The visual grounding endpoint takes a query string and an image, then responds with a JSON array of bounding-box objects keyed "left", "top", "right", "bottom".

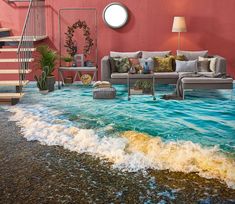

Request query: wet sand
[{"left": 0, "top": 109, "right": 235, "bottom": 204}]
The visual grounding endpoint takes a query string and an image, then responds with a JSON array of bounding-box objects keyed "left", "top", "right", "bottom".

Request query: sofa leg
[
  {"left": 231, "top": 89, "right": 233, "bottom": 101},
  {"left": 182, "top": 90, "right": 185, "bottom": 100}
]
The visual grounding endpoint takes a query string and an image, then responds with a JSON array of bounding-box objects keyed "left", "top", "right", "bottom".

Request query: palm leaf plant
[{"left": 36, "top": 45, "right": 57, "bottom": 92}]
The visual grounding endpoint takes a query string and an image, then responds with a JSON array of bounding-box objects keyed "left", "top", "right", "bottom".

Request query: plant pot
[
  {"left": 46, "top": 76, "right": 55, "bottom": 92},
  {"left": 65, "top": 61, "right": 72, "bottom": 67},
  {"left": 143, "top": 88, "right": 152, "bottom": 94},
  {"left": 39, "top": 90, "right": 49, "bottom": 95},
  {"left": 64, "top": 76, "right": 73, "bottom": 84}
]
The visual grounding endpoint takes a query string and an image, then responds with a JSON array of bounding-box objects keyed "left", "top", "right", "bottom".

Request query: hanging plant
[{"left": 64, "top": 20, "right": 94, "bottom": 57}]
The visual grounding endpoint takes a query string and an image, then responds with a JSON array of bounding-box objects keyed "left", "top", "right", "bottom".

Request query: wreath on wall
[{"left": 65, "top": 20, "right": 94, "bottom": 57}]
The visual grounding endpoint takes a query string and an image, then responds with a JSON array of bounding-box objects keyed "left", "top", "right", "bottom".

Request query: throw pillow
[
  {"left": 129, "top": 58, "right": 143, "bottom": 72},
  {"left": 199, "top": 56, "right": 217, "bottom": 72},
  {"left": 197, "top": 58, "right": 210, "bottom": 72},
  {"left": 110, "top": 57, "right": 131, "bottom": 73},
  {"left": 176, "top": 60, "right": 198, "bottom": 72},
  {"left": 177, "top": 50, "right": 208, "bottom": 60},
  {"left": 153, "top": 56, "right": 174, "bottom": 72},
  {"left": 110, "top": 51, "right": 142, "bottom": 58},
  {"left": 167, "top": 55, "right": 186, "bottom": 71},
  {"left": 139, "top": 58, "right": 154, "bottom": 71},
  {"left": 142, "top": 51, "right": 171, "bottom": 58}
]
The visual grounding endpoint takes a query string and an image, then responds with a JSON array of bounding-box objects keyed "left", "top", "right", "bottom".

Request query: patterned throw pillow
[
  {"left": 153, "top": 56, "right": 174, "bottom": 72},
  {"left": 139, "top": 58, "right": 154, "bottom": 71},
  {"left": 129, "top": 58, "right": 143, "bottom": 72},
  {"left": 110, "top": 57, "right": 131, "bottom": 73}
]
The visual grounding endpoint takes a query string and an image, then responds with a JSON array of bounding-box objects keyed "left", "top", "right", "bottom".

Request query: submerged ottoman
[{"left": 93, "top": 87, "right": 116, "bottom": 99}]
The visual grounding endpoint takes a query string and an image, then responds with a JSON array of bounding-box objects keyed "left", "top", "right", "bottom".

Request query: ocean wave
[{"left": 5, "top": 105, "right": 235, "bottom": 189}]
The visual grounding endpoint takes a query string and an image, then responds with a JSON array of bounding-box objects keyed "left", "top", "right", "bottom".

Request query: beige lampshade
[{"left": 172, "top": 16, "right": 187, "bottom": 32}]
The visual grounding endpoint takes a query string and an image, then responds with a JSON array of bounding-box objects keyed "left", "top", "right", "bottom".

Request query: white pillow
[
  {"left": 176, "top": 60, "right": 198, "bottom": 72},
  {"left": 110, "top": 51, "right": 142, "bottom": 58},
  {"left": 199, "top": 56, "right": 217, "bottom": 72},
  {"left": 142, "top": 51, "right": 171, "bottom": 58}
]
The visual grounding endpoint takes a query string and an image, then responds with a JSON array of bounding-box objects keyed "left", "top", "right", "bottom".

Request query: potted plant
[
  {"left": 36, "top": 45, "right": 57, "bottom": 92},
  {"left": 142, "top": 81, "right": 153, "bottom": 94},
  {"left": 62, "top": 55, "right": 73, "bottom": 67},
  {"left": 134, "top": 80, "right": 143, "bottom": 90},
  {"left": 34, "top": 71, "right": 48, "bottom": 94}
]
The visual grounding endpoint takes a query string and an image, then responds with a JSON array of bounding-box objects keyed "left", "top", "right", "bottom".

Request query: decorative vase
[
  {"left": 143, "top": 62, "right": 150, "bottom": 74},
  {"left": 46, "top": 76, "right": 55, "bottom": 92},
  {"left": 129, "top": 66, "right": 136, "bottom": 74}
]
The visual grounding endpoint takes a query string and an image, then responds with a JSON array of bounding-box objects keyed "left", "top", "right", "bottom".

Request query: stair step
[
  {"left": 0, "top": 48, "right": 36, "bottom": 52},
  {"left": 0, "top": 28, "right": 11, "bottom": 32},
  {"left": 0, "top": 93, "right": 25, "bottom": 99},
  {"left": 0, "top": 69, "right": 32, "bottom": 74},
  {"left": 0, "top": 35, "right": 47, "bottom": 42},
  {"left": 0, "top": 58, "right": 34, "bottom": 63},
  {"left": 8, "top": 0, "right": 31, "bottom": 2},
  {"left": 0, "top": 80, "right": 29, "bottom": 86}
]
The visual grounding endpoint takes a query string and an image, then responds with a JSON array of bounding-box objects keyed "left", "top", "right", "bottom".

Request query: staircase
[{"left": 0, "top": 0, "right": 46, "bottom": 105}]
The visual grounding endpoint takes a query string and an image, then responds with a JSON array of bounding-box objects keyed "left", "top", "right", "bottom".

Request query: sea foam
[{"left": 6, "top": 105, "right": 235, "bottom": 189}]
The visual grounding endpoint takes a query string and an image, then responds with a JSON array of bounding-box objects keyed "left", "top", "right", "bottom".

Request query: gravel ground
[{"left": 0, "top": 109, "right": 235, "bottom": 204}]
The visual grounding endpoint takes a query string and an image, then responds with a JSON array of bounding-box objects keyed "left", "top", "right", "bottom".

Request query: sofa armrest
[
  {"left": 214, "top": 55, "right": 227, "bottom": 74},
  {"left": 101, "top": 56, "right": 111, "bottom": 81}
]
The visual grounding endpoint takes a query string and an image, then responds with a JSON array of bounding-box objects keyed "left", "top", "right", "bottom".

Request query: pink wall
[{"left": 0, "top": 0, "right": 235, "bottom": 79}]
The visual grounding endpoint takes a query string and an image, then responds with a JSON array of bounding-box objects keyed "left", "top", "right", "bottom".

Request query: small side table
[
  {"left": 58, "top": 66, "right": 97, "bottom": 89},
  {"left": 127, "top": 73, "right": 156, "bottom": 101}
]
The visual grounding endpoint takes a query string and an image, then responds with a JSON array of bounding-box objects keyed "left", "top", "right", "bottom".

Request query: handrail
[
  {"left": 17, "top": 0, "right": 33, "bottom": 55},
  {"left": 16, "top": 0, "right": 46, "bottom": 93}
]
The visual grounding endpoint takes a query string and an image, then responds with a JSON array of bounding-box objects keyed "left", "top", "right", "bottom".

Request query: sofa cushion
[
  {"left": 110, "top": 51, "right": 142, "bottom": 58},
  {"left": 154, "top": 72, "right": 179, "bottom": 79},
  {"left": 178, "top": 72, "right": 214, "bottom": 78},
  {"left": 153, "top": 56, "right": 174, "bottom": 72},
  {"left": 176, "top": 60, "right": 198, "bottom": 72},
  {"left": 181, "top": 77, "right": 233, "bottom": 84},
  {"left": 111, "top": 73, "right": 128, "bottom": 79},
  {"left": 177, "top": 50, "right": 208, "bottom": 60},
  {"left": 199, "top": 56, "right": 217, "bottom": 72},
  {"left": 142, "top": 51, "right": 171, "bottom": 58},
  {"left": 110, "top": 57, "right": 131, "bottom": 73}
]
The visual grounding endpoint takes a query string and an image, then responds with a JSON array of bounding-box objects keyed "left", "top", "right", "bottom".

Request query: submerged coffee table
[{"left": 127, "top": 73, "right": 156, "bottom": 101}]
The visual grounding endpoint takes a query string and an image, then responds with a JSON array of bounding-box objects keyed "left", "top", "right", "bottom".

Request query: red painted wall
[{"left": 0, "top": 0, "right": 235, "bottom": 79}]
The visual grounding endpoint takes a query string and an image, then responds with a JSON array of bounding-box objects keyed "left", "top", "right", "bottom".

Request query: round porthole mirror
[{"left": 103, "top": 2, "right": 129, "bottom": 29}]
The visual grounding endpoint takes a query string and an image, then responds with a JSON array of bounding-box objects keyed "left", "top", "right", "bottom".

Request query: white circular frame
[{"left": 103, "top": 2, "right": 129, "bottom": 29}]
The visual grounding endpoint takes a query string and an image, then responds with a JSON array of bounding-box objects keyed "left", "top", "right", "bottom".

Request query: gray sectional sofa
[
  {"left": 101, "top": 51, "right": 228, "bottom": 85},
  {"left": 101, "top": 50, "right": 233, "bottom": 99}
]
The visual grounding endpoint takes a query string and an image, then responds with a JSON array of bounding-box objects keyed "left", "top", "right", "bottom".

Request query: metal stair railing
[{"left": 17, "top": 0, "right": 46, "bottom": 93}]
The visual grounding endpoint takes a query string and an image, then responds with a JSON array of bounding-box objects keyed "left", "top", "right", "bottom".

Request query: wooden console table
[{"left": 58, "top": 66, "right": 97, "bottom": 89}]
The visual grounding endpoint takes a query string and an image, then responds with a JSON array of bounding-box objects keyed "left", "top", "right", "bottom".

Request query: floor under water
[{"left": 0, "top": 83, "right": 235, "bottom": 203}]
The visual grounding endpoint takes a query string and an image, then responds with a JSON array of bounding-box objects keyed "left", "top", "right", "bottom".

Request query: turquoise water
[
  {"left": 2, "top": 83, "right": 235, "bottom": 189},
  {"left": 22, "top": 83, "right": 235, "bottom": 156}
]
